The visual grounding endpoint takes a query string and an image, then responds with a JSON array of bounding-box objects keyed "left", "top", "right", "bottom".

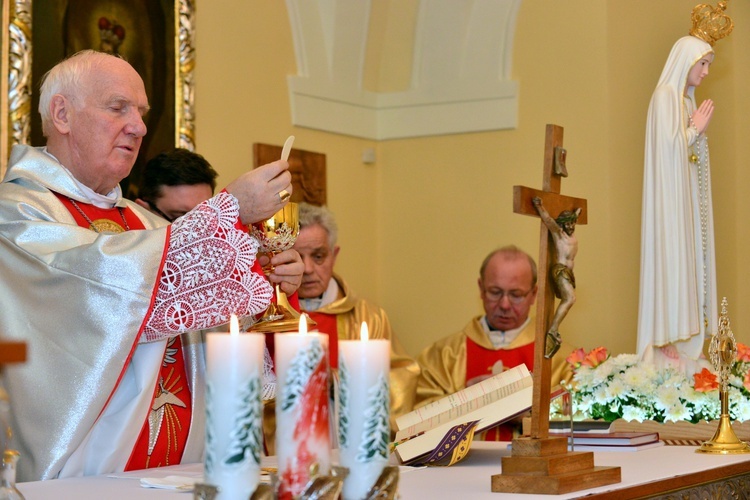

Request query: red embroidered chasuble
[
  {"left": 55, "top": 194, "right": 192, "bottom": 470},
  {"left": 465, "top": 336, "right": 535, "bottom": 441}
]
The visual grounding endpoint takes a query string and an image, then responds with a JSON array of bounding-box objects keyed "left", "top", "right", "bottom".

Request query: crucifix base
[{"left": 490, "top": 436, "right": 621, "bottom": 495}]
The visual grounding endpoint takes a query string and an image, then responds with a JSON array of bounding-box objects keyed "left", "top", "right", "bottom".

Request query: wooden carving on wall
[{"left": 253, "top": 142, "right": 326, "bottom": 207}]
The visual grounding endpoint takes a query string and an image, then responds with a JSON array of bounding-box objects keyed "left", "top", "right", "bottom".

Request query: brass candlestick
[{"left": 697, "top": 297, "right": 750, "bottom": 454}]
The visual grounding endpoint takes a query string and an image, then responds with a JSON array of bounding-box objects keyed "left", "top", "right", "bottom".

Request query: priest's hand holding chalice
[{"left": 248, "top": 136, "right": 309, "bottom": 332}]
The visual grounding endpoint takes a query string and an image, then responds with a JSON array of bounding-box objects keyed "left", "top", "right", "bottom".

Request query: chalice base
[{"left": 248, "top": 289, "right": 318, "bottom": 333}]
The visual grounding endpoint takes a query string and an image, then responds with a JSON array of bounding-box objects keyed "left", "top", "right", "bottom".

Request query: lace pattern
[
  {"left": 263, "top": 346, "right": 277, "bottom": 401},
  {"left": 143, "top": 193, "right": 273, "bottom": 342}
]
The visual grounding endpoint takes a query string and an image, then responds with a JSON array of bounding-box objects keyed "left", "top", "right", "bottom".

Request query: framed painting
[{"left": 1, "top": 0, "right": 196, "bottom": 196}]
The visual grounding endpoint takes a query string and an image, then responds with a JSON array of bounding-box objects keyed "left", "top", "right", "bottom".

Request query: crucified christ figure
[{"left": 532, "top": 196, "right": 582, "bottom": 358}]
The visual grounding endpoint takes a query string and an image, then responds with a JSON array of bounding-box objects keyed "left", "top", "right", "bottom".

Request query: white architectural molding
[{"left": 286, "top": 0, "right": 521, "bottom": 140}]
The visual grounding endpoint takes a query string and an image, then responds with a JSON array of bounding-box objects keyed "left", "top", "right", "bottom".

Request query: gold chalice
[{"left": 249, "top": 202, "right": 303, "bottom": 332}]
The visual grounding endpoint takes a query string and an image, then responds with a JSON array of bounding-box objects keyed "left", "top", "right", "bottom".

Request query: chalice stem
[{"left": 275, "top": 284, "right": 300, "bottom": 320}]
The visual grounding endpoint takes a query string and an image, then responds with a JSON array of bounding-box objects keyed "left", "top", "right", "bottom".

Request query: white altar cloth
[{"left": 17, "top": 442, "right": 750, "bottom": 499}]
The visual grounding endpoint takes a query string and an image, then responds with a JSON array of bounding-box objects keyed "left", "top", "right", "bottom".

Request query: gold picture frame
[{"left": 1, "top": 0, "right": 195, "bottom": 189}]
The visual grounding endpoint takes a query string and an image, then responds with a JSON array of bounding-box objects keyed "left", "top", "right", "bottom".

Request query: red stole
[
  {"left": 307, "top": 312, "right": 339, "bottom": 369},
  {"left": 465, "top": 336, "right": 535, "bottom": 441},
  {"left": 55, "top": 194, "right": 192, "bottom": 470},
  {"left": 56, "top": 194, "right": 146, "bottom": 233}
]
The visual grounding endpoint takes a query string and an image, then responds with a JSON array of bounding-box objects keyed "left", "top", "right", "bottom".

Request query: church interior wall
[{"left": 193, "top": 0, "right": 749, "bottom": 358}]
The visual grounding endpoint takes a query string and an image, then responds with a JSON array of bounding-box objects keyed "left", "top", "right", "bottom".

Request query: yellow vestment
[{"left": 415, "top": 316, "right": 573, "bottom": 408}]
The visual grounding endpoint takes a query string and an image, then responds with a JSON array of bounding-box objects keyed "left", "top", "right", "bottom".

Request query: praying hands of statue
[{"left": 690, "top": 99, "right": 714, "bottom": 135}]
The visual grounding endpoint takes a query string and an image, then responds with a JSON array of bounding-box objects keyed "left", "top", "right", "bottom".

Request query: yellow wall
[{"left": 194, "top": 1, "right": 750, "bottom": 358}]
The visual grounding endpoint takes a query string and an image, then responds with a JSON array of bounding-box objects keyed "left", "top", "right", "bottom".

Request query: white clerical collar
[
  {"left": 43, "top": 148, "right": 122, "bottom": 208},
  {"left": 482, "top": 316, "right": 531, "bottom": 349},
  {"left": 300, "top": 277, "right": 340, "bottom": 312}
]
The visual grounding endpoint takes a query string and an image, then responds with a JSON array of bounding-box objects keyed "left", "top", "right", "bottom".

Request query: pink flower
[
  {"left": 737, "top": 343, "right": 750, "bottom": 363},
  {"left": 743, "top": 371, "right": 750, "bottom": 393},
  {"left": 582, "top": 347, "right": 609, "bottom": 368},
  {"left": 693, "top": 368, "right": 719, "bottom": 393},
  {"left": 566, "top": 348, "right": 587, "bottom": 368}
]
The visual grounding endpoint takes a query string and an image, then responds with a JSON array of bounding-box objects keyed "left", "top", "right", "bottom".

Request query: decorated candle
[
  {"left": 205, "top": 315, "right": 265, "bottom": 499},
  {"left": 275, "top": 315, "right": 331, "bottom": 499},
  {"left": 338, "top": 322, "right": 391, "bottom": 500}
]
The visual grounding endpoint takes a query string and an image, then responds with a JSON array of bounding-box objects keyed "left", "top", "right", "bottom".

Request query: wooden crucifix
[
  {"left": 514, "top": 124, "right": 587, "bottom": 440},
  {"left": 492, "top": 125, "right": 620, "bottom": 495}
]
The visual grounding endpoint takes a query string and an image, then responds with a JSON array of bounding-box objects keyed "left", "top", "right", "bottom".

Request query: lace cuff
[{"left": 142, "top": 192, "right": 273, "bottom": 342}]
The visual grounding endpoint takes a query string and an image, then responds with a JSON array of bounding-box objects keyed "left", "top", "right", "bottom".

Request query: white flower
[
  {"left": 664, "top": 401, "right": 692, "bottom": 422},
  {"left": 733, "top": 399, "right": 750, "bottom": 422},
  {"left": 606, "top": 378, "right": 629, "bottom": 401},
  {"left": 654, "top": 385, "right": 682, "bottom": 411},
  {"left": 576, "top": 394, "right": 595, "bottom": 413},
  {"left": 621, "top": 405, "right": 647, "bottom": 422},
  {"left": 621, "top": 366, "right": 651, "bottom": 393},
  {"left": 610, "top": 354, "right": 639, "bottom": 369},
  {"left": 554, "top": 347, "right": 750, "bottom": 425}
]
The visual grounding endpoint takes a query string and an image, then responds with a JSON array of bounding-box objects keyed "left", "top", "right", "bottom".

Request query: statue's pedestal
[{"left": 491, "top": 436, "right": 621, "bottom": 495}]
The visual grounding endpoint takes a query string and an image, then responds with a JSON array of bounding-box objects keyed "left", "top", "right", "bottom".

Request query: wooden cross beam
[{"left": 513, "top": 124, "right": 587, "bottom": 440}]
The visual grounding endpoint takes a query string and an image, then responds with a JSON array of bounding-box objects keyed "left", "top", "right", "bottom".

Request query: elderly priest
[{"left": 0, "top": 50, "right": 303, "bottom": 481}]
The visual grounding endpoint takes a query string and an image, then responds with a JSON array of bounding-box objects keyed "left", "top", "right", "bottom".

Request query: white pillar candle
[
  {"left": 275, "top": 315, "right": 331, "bottom": 500},
  {"left": 338, "top": 322, "right": 390, "bottom": 500},
  {"left": 205, "top": 315, "right": 265, "bottom": 499}
]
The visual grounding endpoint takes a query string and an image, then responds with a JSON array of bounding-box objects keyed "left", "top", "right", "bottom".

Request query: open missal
[{"left": 393, "top": 364, "right": 533, "bottom": 465}]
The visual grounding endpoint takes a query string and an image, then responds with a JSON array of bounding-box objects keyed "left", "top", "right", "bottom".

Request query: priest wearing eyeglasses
[{"left": 414, "top": 245, "right": 573, "bottom": 440}]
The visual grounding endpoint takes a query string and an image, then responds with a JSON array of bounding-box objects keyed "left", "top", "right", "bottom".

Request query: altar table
[{"left": 17, "top": 442, "right": 750, "bottom": 499}]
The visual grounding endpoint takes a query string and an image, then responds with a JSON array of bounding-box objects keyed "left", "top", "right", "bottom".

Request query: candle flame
[
  {"left": 360, "top": 321, "right": 369, "bottom": 342},
  {"left": 299, "top": 313, "right": 308, "bottom": 335},
  {"left": 230, "top": 314, "right": 239, "bottom": 336}
]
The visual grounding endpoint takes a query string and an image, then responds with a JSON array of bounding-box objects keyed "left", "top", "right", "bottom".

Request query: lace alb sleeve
[{"left": 142, "top": 192, "right": 273, "bottom": 342}]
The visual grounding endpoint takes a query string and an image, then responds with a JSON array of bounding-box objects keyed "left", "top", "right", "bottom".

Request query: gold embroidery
[{"left": 89, "top": 219, "right": 126, "bottom": 234}]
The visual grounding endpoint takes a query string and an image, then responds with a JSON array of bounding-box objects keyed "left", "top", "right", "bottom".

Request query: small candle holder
[
  {"left": 296, "top": 463, "right": 347, "bottom": 499},
  {"left": 193, "top": 483, "right": 219, "bottom": 500},
  {"left": 361, "top": 465, "right": 399, "bottom": 500}
]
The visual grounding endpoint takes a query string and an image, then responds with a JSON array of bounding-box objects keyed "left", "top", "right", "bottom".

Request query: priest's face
[
  {"left": 138, "top": 183, "right": 214, "bottom": 222},
  {"left": 293, "top": 223, "right": 340, "bottom": 299},
  {"left": 479, "top": 253, "right": 537, "bottom": 331},
  {"left": 63, "top": 56, "right": 149, "bottom": 194}
]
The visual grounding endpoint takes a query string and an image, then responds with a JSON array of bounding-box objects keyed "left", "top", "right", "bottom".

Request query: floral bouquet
[{"left": 552, "top": 345, "right": 750, "bottom": 424}]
